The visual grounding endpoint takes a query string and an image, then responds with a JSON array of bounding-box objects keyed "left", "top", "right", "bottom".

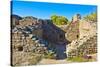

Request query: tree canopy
[
  {"left": 84, "top": 12, "right": 97, "bottom": 22},
  {"left": 51, "top": 15, "right": 68, "bottom": 25}
]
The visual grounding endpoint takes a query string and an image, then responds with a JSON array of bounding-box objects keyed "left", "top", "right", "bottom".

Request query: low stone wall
[{"left": 67, "top": 35, "right": 97, "bottom": 58}]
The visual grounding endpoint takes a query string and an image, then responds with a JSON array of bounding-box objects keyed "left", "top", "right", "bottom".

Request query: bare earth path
[
  {"left": 37, "top": 59, "right": 71, "bottom": 65},
  {"left": 37, "top": 54, "right": 97, "bottom": 65}
]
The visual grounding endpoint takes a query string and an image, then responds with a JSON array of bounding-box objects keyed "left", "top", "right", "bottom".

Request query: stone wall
[
  {"left": 66, "top": 20, "right": 79, "bottom": 42},
  {"left": 11, "top": 15, "right": 68, "bottom": 65},
  {"left": 66, "top": 14, "right": 97, "bottom": 58},
  {"left": 67, "top": 35, "right": 97, "bottom": 58}
]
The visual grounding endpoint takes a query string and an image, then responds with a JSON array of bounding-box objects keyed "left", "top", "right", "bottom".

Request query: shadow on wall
[{"left": 41, "top": 19, "right": 70, "bottom": 59}]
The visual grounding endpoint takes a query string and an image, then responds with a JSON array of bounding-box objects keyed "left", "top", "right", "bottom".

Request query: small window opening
[
  {"left": 18, "top": 46, "right": 23, "bottom": 51},
  {"left": 77, "top": 35, "right": 79, "bottom": 38}
]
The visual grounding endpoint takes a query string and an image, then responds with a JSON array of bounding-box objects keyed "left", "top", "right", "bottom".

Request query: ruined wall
[
  {"left": 42, "top": 20, "right": 66, "bottom": 44},
  {"left": 66, "top": 14, "right": 97, "bottom": 58},
  {"left": 66, "top": 21, "right": 79, "bottom": 42},
  {"left": 67, "top": 35, "right": 97, "bottom": 58},
  {"left": 79, "top": 20, "right": 97, "bottom": 39},
  {"left": 65, "top": 14, "right": 81, "bottom": 42}
]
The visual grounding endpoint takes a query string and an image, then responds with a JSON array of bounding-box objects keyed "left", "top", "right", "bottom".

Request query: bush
[
  {"left": 67, "top": 56, "right": 91, "bottom": 62},
  {"left": 51, "top": 15, "right": 68, "bottom": 25},
  {"left": 84, "top": 12, "right": 97, "bottom": 22},
  {"left": 44, "top": 51, "right": 56, "bottom": 59}
]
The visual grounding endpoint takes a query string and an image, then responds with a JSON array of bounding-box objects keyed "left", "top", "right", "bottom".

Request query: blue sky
[{"left": 11, "top": 1, "right": 97, "bottom": 21}]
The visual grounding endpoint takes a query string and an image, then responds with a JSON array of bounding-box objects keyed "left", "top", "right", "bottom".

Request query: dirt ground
[{"left": 37, "top": 53, "right": 97, "bottom": 65}]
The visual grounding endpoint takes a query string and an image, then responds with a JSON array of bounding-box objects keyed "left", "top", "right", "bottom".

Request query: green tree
[
  {"left": 51, "top": 15, "right": 68, "bottom": 25},
  {"left": 84, "top": 12, "right": 97, "bottom": 22}
]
